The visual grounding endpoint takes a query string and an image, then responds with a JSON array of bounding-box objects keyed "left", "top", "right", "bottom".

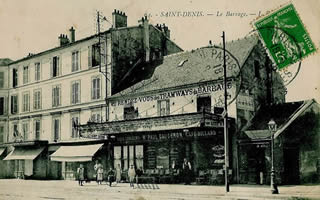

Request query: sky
[{"left": 0, "top": 0, "right": 319, "bottom": 102}]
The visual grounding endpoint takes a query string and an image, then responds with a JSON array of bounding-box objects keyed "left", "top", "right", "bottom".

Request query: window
[
  {"left": 91, "top": 110, "right": 101, "bottom": 122},
  {"left": 254, "top": 60, "right": 260, "bottom": 79},
  {"left": 197, "top": 96, "right": 211, "bottom": 112},
  {"left": 0, "top": 97, "right": 5, "bottom": 115},
  {"left": 91, "top": 76, "right": 101, "bottom": 100},
  {"left": 114, "top": 145, "right": 144, "bottom": 170},
  {"left": 22, "top": 92, "right": 30, "bottom": 112},
  {"left": 35, "top": 62, "right": 41, "bottom": 81},
  {"left": 11, "top": 95, "right": 18, "bottom": 114},
  {"left": 157, "top": 100, "right": 170, "bottom": 116},
  {"left": 12, "top": 68, "right": 18, "bottom": 87},
  {"left": 89, "top": 43, "right": 100, "bottom": 67},
  {"left": 13, "top": 124, "right": 19, "bottom": 138},
  {"left": 22, "top": 122, "right": 29, "bottom": 141},
  {"left": 53, "top": 117, "right": 60, "bottom": 141},
  {"left": 0, "top": 126, "right": 4, "bottom": 143},
  {"left": 52, "top": 85, "right": 61, "bottom": 107},
  {"left": 0, "top": 72, "right": 4, "bottom": 88},
  {"left": 123, "top": 105, "right": 138, "bottom": 120},
  {"left": 51, "top": 56, "right": 60, "bottom": 78},
  {"left": 71, "top": 81, "right": 80, "bottom": 104},
  {"left": 71, "top": 115, "right": 79, "bottom": 138},
  {"left": 34, "top": 119, "right": 41, "bottom": 140},
  {"left": 72, "top": 51, "right": 80, "bottom": 72},
  {"left": 33, "top": 89, "right": 41, "bottom": 110},
  {"left": 23, "top": 66, "right": 29, "bottom": 84}
]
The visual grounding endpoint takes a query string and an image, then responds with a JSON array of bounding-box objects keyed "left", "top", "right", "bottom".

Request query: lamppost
[{"left": 268, "top": 119, "right": 279, "bottom": 194}]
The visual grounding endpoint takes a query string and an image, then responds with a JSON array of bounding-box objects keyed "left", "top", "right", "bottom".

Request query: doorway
[{"left": 283, "top": 147, "right": 300, "bottom": 184}]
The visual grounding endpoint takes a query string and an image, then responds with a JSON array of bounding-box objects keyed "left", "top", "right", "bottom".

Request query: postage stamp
[{"left": 254, "top": 3, "right": 316, "bottom": 69}]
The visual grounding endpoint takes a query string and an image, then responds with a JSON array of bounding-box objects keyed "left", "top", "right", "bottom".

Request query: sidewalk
[{"left": 0, "top": 179, "right": 319, "bottom": 200}]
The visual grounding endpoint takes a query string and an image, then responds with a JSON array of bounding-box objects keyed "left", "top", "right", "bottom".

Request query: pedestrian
[
  {"left": 94, "top": 160, "right": 101, "bottom": 184},
  {"left": 136, "top": 167, "right": 143, "bottom": 184},
  {"left": 182, "top": 158, "right": 192, "bottom": 185},
  {"left": 77, "top": 164, "right": 85, "bottom": 186},
  {"left": 107, "top": 167, "right": 115, "bottom": 187},
  {"left": 128, "top": 164, "right": 136, "bottom": 187},
  {"left": 97, "top": 164, "right": 104, "bottom": 185},
  {"left": 116, "top": 164, "right": 122, "bottom": 184}
]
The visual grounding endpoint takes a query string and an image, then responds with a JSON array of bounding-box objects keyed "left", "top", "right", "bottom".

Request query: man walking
[
  {"left": 182, "top": 158, "right": 192, "bottom": 185},
  {"left": 77, "top": 164, "right": 85, "bottom": 186}
]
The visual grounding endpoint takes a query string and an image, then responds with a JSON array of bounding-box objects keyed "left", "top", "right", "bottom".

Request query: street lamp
[{"left": 268, "top": 119, "right": 279, "bottom": 194}]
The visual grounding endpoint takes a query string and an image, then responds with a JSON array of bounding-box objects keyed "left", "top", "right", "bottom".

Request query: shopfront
[
  {"left": 50, "top": 143, "right": 107, "bottom": 180},
  {"left": 78, "top": 112, "right": 234, "bottom": 184},
  {"left": 3, "top": 144, "right": 47, "bottom": 179}
]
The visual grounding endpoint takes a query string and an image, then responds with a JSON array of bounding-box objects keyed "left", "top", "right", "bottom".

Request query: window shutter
[
  {"left": 88, "top": 45, "right": 92, "bottom": 68},
  {"left": 58, "top": 56, "right": 62, "bottom": 76},
  {"left": 157, "top": 101, "right": 161, "bottom": 116},
  {"left": 97, "top": 78, "right": 100, "bottom": 99},
  {"left": 58, "top": 87, "right": 61, "bottom": 106},
  {"left": 76, "top": 82, "right": 79, "bottom": 103},
  {"left": 50, "top": 58, "right": 53, "bottom": 78},
  {"left": 52, "top": 87, "right": 55, "bottom": 107},
  {"left": 39, "top": 91, "right": 42, "bottom": 109},
  {"left": 0, "top": 72, "right": 4, "bottom": 88},
  {"left": 166, "top": 100, "right": 170, "bottom": 115},
  {"left": 78, "top": 50, "right": 81, "bottom": 70},
  {"left": 91, "top": 79, "right": 94, "bottom": 99}
]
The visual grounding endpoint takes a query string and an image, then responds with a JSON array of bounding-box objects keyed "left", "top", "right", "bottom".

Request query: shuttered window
[
  {"left": 71, "top": 81, "right": 80, "bottom": 104},
  {"left": 52, "top": 85, "right": 61, "bottom": 107},
  {"left": 157, "top": 100, "right": 170, "bottom": 116},
  {"left": 91, "top": 76, "right": 101, "bottom": 100},
  {"left": 0, "top": 72, "right": 4, "bottom": 88}
]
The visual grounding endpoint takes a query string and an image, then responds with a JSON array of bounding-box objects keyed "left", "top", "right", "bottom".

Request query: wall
[
  {"left": 111, "top": 25, "right": 182, "bottom": 95},
  {"left": 109, "top": 81, "right": 237, "bottom": 121}
]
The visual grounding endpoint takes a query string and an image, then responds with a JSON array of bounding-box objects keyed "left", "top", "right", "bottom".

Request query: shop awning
[
  {"left": 50, "top": 143, "right": 103, "bottom": 162},
  {"left": 0, "top": 148, "right": 6, "bottom": 157},
  {"left": 244, "top": 130, "right": 271, "bottom": 140},
  {"left": 3, "top": 147, "right": 45, "bottom": 160}
]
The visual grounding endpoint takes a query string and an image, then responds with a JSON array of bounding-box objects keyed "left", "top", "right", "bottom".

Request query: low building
[{"left": 238, "top": 99, "right": 320, "bottom": 185}]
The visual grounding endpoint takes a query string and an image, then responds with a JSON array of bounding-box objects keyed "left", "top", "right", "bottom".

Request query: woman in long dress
[
  {"left": 116, "top": 164, "right": 122, "bottom": 184},
  {"left": 97, "top": 165, "right": 104, "bottom": 185},
  {"left": 128, "top": 165, "right": 136, "bottom": 187}
]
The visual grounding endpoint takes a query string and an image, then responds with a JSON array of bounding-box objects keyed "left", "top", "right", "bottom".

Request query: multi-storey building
[{"left": 0, "top": 10, "right": 182, "bottom": 180}]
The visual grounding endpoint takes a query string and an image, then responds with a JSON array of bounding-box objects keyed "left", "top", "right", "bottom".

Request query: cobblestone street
[{"left": 0, "top": 179, "right": 319, "bottom": 200}]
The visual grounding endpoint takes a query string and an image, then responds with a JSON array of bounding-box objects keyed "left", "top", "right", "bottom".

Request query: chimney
[
  {"left": 69, "top": 26, "right": 75, "bottom": 43},
  {"left": 58, "top": 34, "right": 69, "bottom": 46},
  {"left": 139, "top": 15, "right": 150, "bottom": 62},
  {"left": 112, "top": 9, "right": 127, "bottom": 28}
]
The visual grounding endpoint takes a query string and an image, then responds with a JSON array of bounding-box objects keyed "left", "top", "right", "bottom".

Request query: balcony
[{"left": 78, "top": 111, "right": 227, "bottom": 139}]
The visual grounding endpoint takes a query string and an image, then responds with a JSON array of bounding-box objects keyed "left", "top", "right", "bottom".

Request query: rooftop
[{"left": 112, "top": 35, "right": 259, "bottom": 98}]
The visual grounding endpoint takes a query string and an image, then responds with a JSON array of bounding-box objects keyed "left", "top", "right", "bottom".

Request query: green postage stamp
[{"left": 254, "top": 3, "right": 316, "bottom": 69}]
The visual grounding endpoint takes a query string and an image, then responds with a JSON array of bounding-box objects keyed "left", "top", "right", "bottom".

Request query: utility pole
[
  {"left": 222, "top": 31, "right": 230, "bottom": 192},
  {"left": 96, "top": 10, "right": 108, "bottom": 122}
]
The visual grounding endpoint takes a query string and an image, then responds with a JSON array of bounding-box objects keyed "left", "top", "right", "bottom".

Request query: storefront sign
[
  {"left": 111, "top": 82, "right": 233, "bottom": 106},
  {"left": 237, "top": 94, "right": 255, "bottom": 111},
  {"left": 116, "top": 130, "right": 221, "bottom": 142}
]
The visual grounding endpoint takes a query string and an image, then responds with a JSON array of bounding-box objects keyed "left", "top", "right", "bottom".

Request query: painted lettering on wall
[{"left": 111, "top": 82, "right": 233, "bottom": 106}]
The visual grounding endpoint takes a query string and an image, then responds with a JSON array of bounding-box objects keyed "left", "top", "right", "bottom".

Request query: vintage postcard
[{"left": 0, "top": 0, "right": 319, "bottom": 199}]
